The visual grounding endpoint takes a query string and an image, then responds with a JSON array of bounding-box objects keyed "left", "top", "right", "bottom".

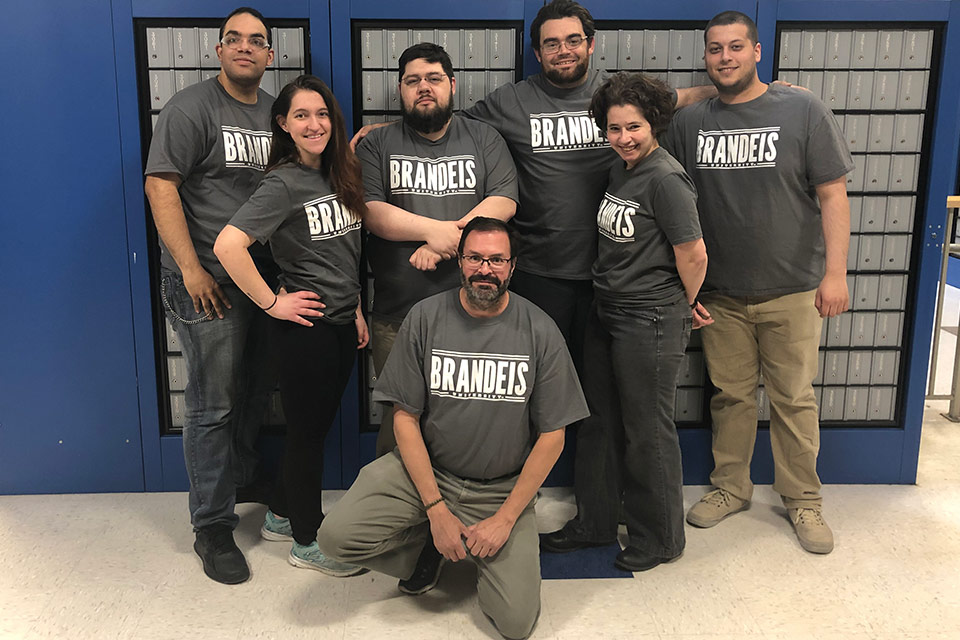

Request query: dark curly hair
[{"left": 590, "top": 72, "right": 675, "bottom": 137}]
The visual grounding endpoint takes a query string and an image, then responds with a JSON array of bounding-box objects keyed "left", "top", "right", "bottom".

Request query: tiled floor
[
  {"left": 2, "top": 304, "right": 960, "bottom": 639},
  {"left": 2, "top": 407, "right": 959, "bottom": 640}
]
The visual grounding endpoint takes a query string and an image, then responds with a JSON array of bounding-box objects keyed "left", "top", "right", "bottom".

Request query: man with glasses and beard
[
  {"left": 355, "top": 41, "right": 518, "bottom": 595},
  {"left": 318, "top": 217, "right": 587, "bottom": 640},
  {"left": 357, "top": 45, "right": 518, "bottom": 461}
]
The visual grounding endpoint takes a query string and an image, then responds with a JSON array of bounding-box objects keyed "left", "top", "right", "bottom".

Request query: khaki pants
[
  {"left": 700, "top": 290, "right": 823, "bottom": 508},
  {"left": 317, "top": 452, "right": 541, "bottom": 640},
  {"left": 370, "top": 317, "right": 402, "bottom": 456}
]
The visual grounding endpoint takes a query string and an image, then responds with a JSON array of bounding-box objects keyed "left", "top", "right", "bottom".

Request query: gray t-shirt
[
  {"left": 372, "top": 289, "right": 589, "bottom": 479},
  {"left": 593, "top": 147, "right": 701, "bottom": 307},
  {"left": 464, "top": 70, "right": 617, "bottom": 281},
  {"left": 145, "top": 78, "right": 274, "bottom": 281},
  {"left": 663, "top": 84, "right": 854, "bottom": 296},
  {"left": 357, "top": 116, "right": 518, "bottom": 323},
  {"left": 228, "top": 164, "right": 361, "bottom": 324}
]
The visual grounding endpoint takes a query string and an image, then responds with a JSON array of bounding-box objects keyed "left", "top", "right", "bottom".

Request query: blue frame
[
  {"left": 767, "top": 0, "right": 960, "bottom": 484},
  {"left": 97, "top": 0, "right": 960, "bottom": 492},
  {"left": 331, "top": 0, "right": 960, "bottom": 488}
]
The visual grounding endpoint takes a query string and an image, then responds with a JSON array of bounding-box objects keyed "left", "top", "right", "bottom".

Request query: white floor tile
[{"left": 4, "top": 326, "right": 960, "bottom": 639}]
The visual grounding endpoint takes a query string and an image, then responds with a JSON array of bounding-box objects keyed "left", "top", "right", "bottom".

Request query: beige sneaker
[
  {"left": 686, "top": 488, "right": 749, "bottom": 528},
  {"left": 788, "top": 507, "right": 834, "bottom": 554}
]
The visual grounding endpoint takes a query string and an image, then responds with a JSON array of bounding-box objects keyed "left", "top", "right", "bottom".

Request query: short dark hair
[
  {"left": 530, "top": 0, "right": 595, "bottom": 51},
  {"left": 590, "top": 72, "right": 675, "bottom": 137},
  {"left": 398, "top": 42, "right": 455, "bottom": 82},
  {"left": 220, "top": 7, "right": 271, "bottom": 46},
  {"left": 705, "top": 10, "right": 758, "bottom": 46},
  {"left": 458, "top": 217, "right": 518, "bottom": 259}
]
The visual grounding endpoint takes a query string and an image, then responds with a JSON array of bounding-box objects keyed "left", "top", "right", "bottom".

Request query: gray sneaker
[
  {"left": 686, "top": 488, "right": 750, "bottom": 528},
  {"left": 788, "top": 507, "right": 834, "bottom": 554},
  {"left": 289, "top": 541, "right": 368, "bottom": 577}
]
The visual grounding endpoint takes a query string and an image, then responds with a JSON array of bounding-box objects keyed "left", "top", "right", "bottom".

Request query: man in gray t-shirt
[
  {"left": 356, "top": 42, "right": 518, "bottom": 458},
  {"left": 662, "top": 11, "right": 853, "bottom": 555},
  {"left": 462, "top": 0, "right": 714, "bottom": 371},
  {"left": 143, "top": 7, "right": 276, "bottom": 585},
  {"left": 317, "top": 218, "right": 588, "bottom": 640}
]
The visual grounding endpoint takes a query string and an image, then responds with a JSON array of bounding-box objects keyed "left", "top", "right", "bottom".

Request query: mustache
[{"left": 469, "top": 274, "right": 501, "bottom": 285}]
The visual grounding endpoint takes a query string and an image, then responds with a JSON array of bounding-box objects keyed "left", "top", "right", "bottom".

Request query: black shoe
[
  {"left": 614, "top": 546, "right": 682, "bottom": 572},
  {"left": 194, "top": 524, "right": 250, "bottom": 584},
  {"left": 398, "top": 543, "right": 445, "bottom": 595},
  {"left": 540, "top": 528, "right": 612, "bottom": 553},
  {"left": 236, "top": 477, "right": 273, "bottom": 505}
]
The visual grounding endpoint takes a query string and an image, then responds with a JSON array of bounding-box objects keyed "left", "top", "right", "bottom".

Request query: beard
[
  {"left": 402, "top": 97, "right": 453, "bottom": 134},
  {"left": 542, "top": 56, "right": 589, "bottom": 87},
  {"left": 459, "top": 270, "right": 511, "bottom": 311}
]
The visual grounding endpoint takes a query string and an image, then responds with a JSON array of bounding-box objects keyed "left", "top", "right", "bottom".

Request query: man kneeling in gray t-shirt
[{"left": 317, "top": 218, "right": 588, "bottom": 640}]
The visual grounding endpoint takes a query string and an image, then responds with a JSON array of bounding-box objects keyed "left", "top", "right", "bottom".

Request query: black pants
[
  {"left": 509, "top": 269, "right": 593, "bottom": 375},
  {"left": 269, "top": 318, "right": 357, "bottom": 545},
  {"left": 567, "top": 300, "right": 691, "bottom": 557}
]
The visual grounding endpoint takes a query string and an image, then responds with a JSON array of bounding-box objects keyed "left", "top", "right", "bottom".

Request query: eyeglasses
[
  {"left": 401, "top": 73, "right": 448, "bottom": 88},
  {"left": 220, "top": 35, "right": 270, "bottom": 50},
  {"left": 460, "top": 254, "right": 514, "bottom": 269},
  {"left": 540, "top": 34, "right": 587, "bottom": 55}
]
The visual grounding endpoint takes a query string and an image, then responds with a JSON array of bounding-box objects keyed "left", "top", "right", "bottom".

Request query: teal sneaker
[
  {"left": 260, "top": 510, "right": 293, "bottom": 542},
  {"left": 289, "top": 541, "right": 367, "bottom": 577}
]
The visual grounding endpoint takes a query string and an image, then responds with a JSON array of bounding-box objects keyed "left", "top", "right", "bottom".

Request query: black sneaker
[
  {"left": 194, "top": 524, "right": 250, "bottom": 585},
  {"left": 398, "top": 543, "right": 444, "bottom": 595}
]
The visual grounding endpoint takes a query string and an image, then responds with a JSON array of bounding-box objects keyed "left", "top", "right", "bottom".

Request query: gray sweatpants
[{"left": 317, "top": 452, "right": 541, "bottom": 639}]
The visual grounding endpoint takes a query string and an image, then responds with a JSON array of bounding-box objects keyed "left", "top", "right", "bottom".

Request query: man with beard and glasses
[
  {"left": 318, "top": 217, "right": 588, "bottom": 640},
  {"left": 457, "top": 0, "right": 716, "bottom": 373},
  {"left": 662, "top": 11, "right": 852, "bottom": 554},
  {"left": 355, "top": 42, "right": 518, "bottom": 596}
]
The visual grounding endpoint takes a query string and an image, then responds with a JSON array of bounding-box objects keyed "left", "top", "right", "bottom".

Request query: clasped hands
[{"left": 428, "top": 502, "right": 514, "bottom": 561}]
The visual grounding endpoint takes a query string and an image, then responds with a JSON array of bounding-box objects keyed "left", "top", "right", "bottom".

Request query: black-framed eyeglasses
[
  {"left": 540, "top": 34, "right": 586, "bottom": 55},
  {"left": 220, "top": 35, "right": 270, "bottom": 50},
  {"left": 401, "top": 73, "right": 448, "bottom": 88},
  {"left": 460, "top": 254, "right": 514, "bottom": 269}
]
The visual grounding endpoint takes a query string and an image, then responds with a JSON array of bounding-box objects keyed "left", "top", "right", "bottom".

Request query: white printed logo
[
  {"left": 429, "top": 349, "right": 529, "bottom": 402},
  {"left": 596, "top": 192, "right": 637, "bottom": 242},
  {"left": 388, "top": 155, "right": 477, "bottom": 197},
  {"left": 529, "top": 111, "right": 608, "bottom": 154},
  {"left": 304, "top": 194, "right": 361, "bottom": 241},
  {"left": 696, "top": 127, "right": 779, "bottom": 169},
  {"left": 222, "top": 126, "right": 272, "bottom": 170}
]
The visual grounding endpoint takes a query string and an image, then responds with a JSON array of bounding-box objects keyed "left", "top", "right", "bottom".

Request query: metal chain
[{"left": 161, "top": 278, "right": 212, "bottom": 325}]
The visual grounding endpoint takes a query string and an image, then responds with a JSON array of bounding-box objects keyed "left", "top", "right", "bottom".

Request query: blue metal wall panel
[
  {"left": 767, "top": 0, "right": 960, "bottom": 482},
  {"left": 131, "top": 0, "right": 312, "bottom": 18},
  {"left": 0, "top": 0, "right": 144, "bottom": 494},
  {"left": 2, "top": 0, "right": 953, "bottom": 494},
  {"left": 777, "top": 0, "right": 951, "bottom": 21},
  {"left": 680, "top": 428, "right": 907, "bottom": 484},
  {"left": 900, "top": 0, "right": 960, "bottom": 481}
]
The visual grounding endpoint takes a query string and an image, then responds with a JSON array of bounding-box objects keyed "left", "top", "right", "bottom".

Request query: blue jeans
[
  {"left": 160, "top": 268, "right": 276, "bottom": 530},
  {"left": 565, "top": 300, "right": 691, "bottom": 557}
]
